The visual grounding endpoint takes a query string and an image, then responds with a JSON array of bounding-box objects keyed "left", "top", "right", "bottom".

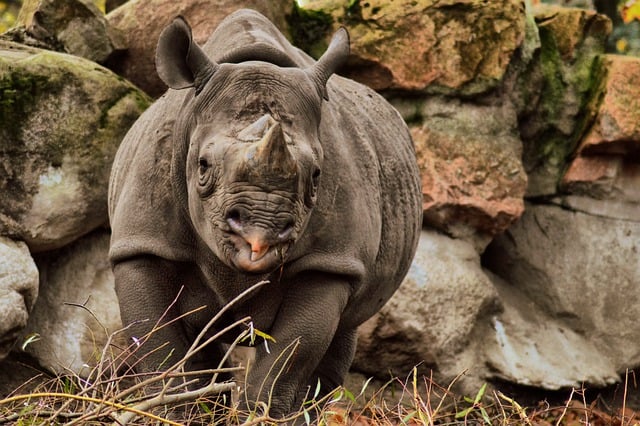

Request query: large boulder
[
  {"left": 292, "top": 0, "right": 527, "bottom": 95},
  {"left": 106, "top": 0, "right": 292, "bottom": 97},
  {"left": 6, "top": 0, "right": 125, "bottom": 64},
  {"left": 0, "top": 237, "right": 38, "bottom": 360},
  {"left": 0, "top": 40, "right": 150, "bottom": 252},
  {"left": 353, "top": 230, "right": 501, "bottom": 392},
  {"left": 479, "top": 271, "right": 618, "bottom": 389},
  {"left": 19, "top": 230, "right": 123, "bottom": 376},
  {"left": 354, "top": 221, "right": 627, "bottom": 392},
  {"left": 483, "top": 203, "right": 640, "bottom": 375}
]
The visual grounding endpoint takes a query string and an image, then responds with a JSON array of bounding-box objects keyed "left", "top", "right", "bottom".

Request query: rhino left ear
[
  {"left": 307, "top": 27, "right": 350, "bottom": 101},
  {"left": 156, "top": 16, "right": 218, "bottom": 94}
]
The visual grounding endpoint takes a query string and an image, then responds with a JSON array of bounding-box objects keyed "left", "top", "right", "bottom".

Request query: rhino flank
[{"left": 108, "top": 9, "right": 422, "bottom": 418}]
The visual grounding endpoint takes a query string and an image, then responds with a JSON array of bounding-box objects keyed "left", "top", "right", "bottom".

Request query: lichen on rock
[{"left": 291, "top": 0, "right": 527, "bottom": 95}]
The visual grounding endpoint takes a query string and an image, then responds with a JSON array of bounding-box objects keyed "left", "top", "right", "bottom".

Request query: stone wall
[{"left": 1, "top": 0, "right": 638, "bottom": 394}]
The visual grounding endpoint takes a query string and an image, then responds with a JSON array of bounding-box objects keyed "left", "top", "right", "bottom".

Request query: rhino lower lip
[
  {"left": 250, "top": 246, "right": 269, "bottom": 262},
  {"left": 226, "top": 233, "right": 289, "bottom": 271}
]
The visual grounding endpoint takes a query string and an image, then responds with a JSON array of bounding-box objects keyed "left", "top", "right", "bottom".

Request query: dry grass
[
  {"left": 1, "top": 360, "right": 639, "bottom": 425},
  {"left": 1, "top": 282, "right": 638, "bottom": 425}
]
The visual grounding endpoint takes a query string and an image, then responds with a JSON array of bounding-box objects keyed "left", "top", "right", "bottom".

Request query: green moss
[
  {"left": 0, "top": 70, "right": 50, "bottom": 143},
  {"left": 286, "top": 1, "right": 334, "bottom": 58},
  {"left": 537, "top": 27, "right": 565, "bottom": 128}
]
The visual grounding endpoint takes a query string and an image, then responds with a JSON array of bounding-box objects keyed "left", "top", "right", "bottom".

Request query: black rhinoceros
[{"left": 108, "top": 8, "right": 422, "bottom": 418}]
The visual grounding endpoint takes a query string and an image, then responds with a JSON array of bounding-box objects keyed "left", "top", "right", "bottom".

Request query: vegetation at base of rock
[
  {"left": 1, "top": 359, "right": 637, "bottom": 424},
  {"left": 1, "top": 289, "right": 638, "bottom": 425}
]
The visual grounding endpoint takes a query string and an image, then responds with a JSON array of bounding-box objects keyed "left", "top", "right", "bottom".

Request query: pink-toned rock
[
  {"left": 106, "top": 0, "right": 291, "bottom": 97},
  {"left": 299, "top": 0, "right": 526, "bottom": 94},
  {"left": 562, "top": 156, "right": 621, "bottom": 198},
  {"left": 562, "top": 55, "right": 640, "bottom": 202},
  {"left": 579, "top": 55, "right": 640, "bottom": 155},
  {"left": 409, "top": 99, "right": 527, "bottom": 244}
]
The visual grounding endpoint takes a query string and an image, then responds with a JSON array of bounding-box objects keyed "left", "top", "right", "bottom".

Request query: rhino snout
[{"left": 224, "top": 208, "right": 294, "bottom": 272}]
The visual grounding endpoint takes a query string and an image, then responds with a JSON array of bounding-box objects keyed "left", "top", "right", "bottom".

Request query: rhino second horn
[{"left": 253, "top": 121, "right": 297, "bottom": 175}]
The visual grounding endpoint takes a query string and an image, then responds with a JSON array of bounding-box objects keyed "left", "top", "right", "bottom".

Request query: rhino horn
[
  {"left": 306, "top": 27, "right": 350, "bottom": 101},
  {"left": 156, "top": 16, "right": 218, "bottom": 94},
  {"left": 252, "top": 120, "right": 297, "bottom": 176},
  {"left": 238, "top": 114, "right": 274, "bottom": 142}
]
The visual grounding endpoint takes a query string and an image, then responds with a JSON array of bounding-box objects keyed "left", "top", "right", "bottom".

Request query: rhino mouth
[{"left": 226, "top": 233, "right": 289, "bottom": 273}]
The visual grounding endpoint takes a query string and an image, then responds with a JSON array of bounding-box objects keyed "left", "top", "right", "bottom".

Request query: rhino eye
[
  {"left": 198, "top": 157, "right": 210, "bottom": 174},
  {"left": 197, "top": 157, "right": 215, "bottom": 197},
  {"left": 312, "top": 168, "right": 321, "bottom": 187}
]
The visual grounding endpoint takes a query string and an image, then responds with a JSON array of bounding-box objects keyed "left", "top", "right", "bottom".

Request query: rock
[
  {"left": 353, "top": 229, "right": 501, "bottom": 393},
  {"left": 6, "top": 0, "right": 125, "bottom": 64},
  {"left": 19, "top": 230, "right": 123, "bottom": 376},
  {"left": 401, "top": 97, "right": 526, "bottom": 247},
  {"left": 106, "top": 0, "right": 128, "bottom": 13},
  {"left": 480, "top": 271, "right": 618, "bottom": 389},
  {"left": 106, "top": 0, "right": 291, "bottom": 97},
  {"left": 561, "top": 55, "right": 640, "bottom": 205},
  {"left": 0, "top": 237, "right": 39, "bottom": 360},
  {"left": 483, "top": 203, "right": 640, "bottom": 375},
  {"left": 558, "top": 53, "right": 640, "bottom": 229},
  {"left": 293, "top": 0, "right": 527, "bottom": 95},
  {"left": 519, "top": 5, "right": 611, "bottom": 196},
  {"left": 577, "top": 55, "right": 640, "bottom": 156},
  {"left": 0, "top": 40, "right": 150, "bottom": 252}
]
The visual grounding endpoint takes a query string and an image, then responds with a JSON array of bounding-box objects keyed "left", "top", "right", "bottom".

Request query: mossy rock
[
  {"left": 519, "top": 5, "right": 611, "bottom": 196},
  {"left": 0, "top": 40, "right": 150, "bottom": 251},
  {"left": 289, "top": 0, "right": 527, "bottom": 95}
]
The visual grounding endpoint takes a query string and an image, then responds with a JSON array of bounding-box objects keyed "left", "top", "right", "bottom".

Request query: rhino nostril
[
  {"left": 278, "top": 221, "right": 294, "bottom": 240},
  {"left": 226, "top": 209, "right": 243, "bottom": 234}
]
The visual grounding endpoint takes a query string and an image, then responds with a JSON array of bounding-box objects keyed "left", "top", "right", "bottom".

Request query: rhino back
[{"left": 202, "top": 9, "right": 312, "bottom": 68}]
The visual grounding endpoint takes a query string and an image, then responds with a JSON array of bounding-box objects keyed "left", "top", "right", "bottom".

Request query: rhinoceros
[{"left": 108, "top": 8, "right": 422, "bottom": 418}]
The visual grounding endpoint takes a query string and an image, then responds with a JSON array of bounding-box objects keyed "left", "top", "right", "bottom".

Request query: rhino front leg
[
  {"left": 306, "top": 327, "right": 357, "bottom": 398},
  {"left": 241, "top": 274, "right": 351, "bottom": 418},
  {"left": 114, "top": 257, "right": 198, "bottom": 378}
]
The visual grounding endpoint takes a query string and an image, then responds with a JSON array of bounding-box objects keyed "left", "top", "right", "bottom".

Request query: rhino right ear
[{"left": 156, "top": 17, "right": 218, "bottom": 93}]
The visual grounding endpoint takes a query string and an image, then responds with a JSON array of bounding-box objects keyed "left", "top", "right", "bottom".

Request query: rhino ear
[
  {"left": 307, "top": 27, "right": 350, "bottom": 101},
  {"left": 156, "top": 16, "right": 218, "bottom": 93}
]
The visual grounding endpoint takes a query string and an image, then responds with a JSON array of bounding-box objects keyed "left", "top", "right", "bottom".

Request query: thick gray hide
[{"left": 108, "top": 9, "right": 421, "bottom": 417}]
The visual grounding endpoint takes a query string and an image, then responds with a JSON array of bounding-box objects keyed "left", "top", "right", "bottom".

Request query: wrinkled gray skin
[{"left": 108, "top": 9, "right": 421, "bottom": 418}]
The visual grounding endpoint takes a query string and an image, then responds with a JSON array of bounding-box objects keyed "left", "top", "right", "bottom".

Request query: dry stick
[
  {"left": 0, "top": 392, "right": 182, "bottom": 426},
  {"left": 249, "top": 337, "right": 301, "bottom": 417},
  {"left": 40, "top": 299, "right": 118, "bottom": 422},
  {"left": 622, "top": 368, "right": 629, "bottom": 426},
  {"left": 554, "top": 387, "right": 575, "bottom": 426},
  {"left": 110, "top": 306, "right": 212, "bottom": 402},
  {"left": 48, "top": 295, "right": 206, "bottom": 425},
  {"left": 580, "top": 384, "right": 589, "bottom": 425},
  {"left": 178, "top": 280, "right": 269, "bottom": 368},
  {"left": 150, "top": 280, "right": 268, "bottom": 401},
  {"left": 113, "top": 316, "right": 252, "bottom": 424}
]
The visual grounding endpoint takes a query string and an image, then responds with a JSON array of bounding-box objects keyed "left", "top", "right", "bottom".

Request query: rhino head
[{"left": 155, "top": 17, "right": 349, "bottom": 274}]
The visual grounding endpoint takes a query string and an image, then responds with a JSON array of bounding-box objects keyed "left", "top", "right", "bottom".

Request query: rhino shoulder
[{"left": 108, "top": 94, "right": 194, "bottom": 264}]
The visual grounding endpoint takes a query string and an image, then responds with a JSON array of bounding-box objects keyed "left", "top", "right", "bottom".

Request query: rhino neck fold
[{"left": 170, "top": 93, "right": 196, "bottom": 222}]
